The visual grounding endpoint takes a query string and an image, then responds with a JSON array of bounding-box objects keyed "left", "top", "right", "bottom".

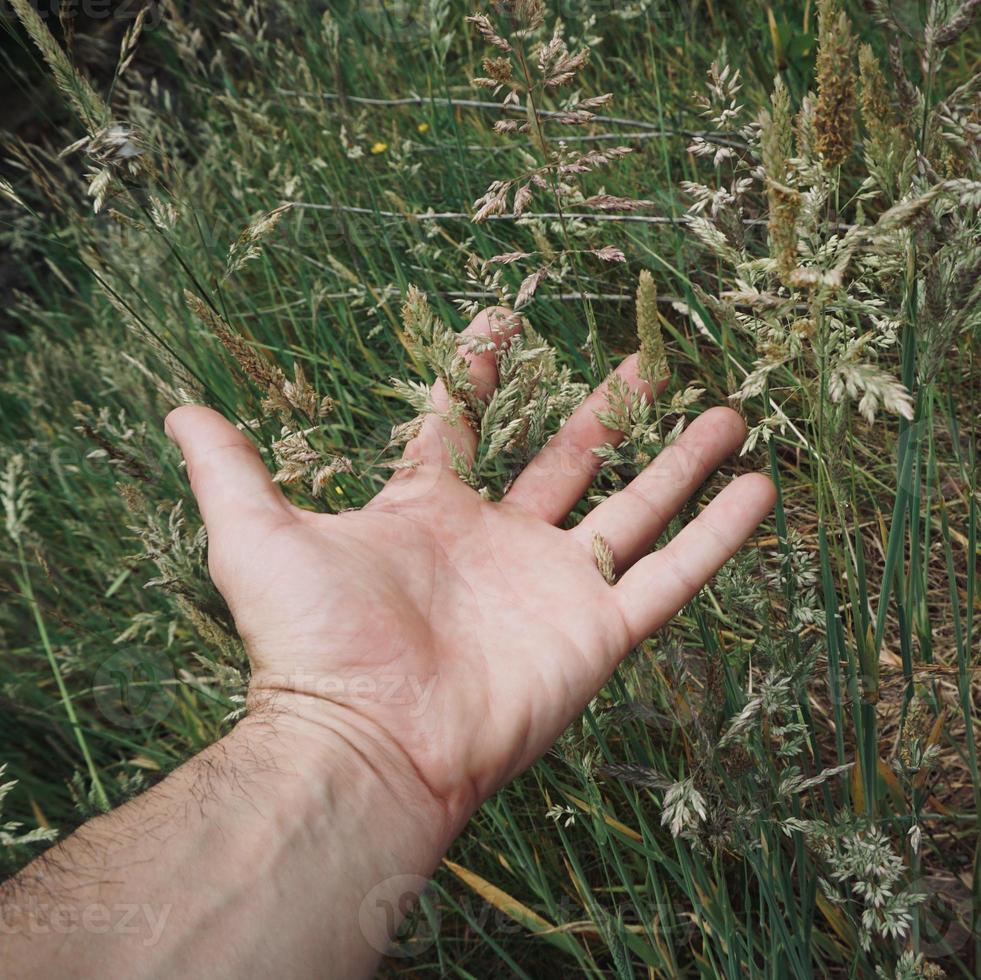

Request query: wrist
[
  {"left": 214, "top": 698, "right": 460, "bottom": 973},
  {"left": 232, "top": 690, "right": 460, "bottom": 854}
]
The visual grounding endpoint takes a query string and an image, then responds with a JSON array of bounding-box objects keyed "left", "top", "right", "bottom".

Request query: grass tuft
[{"left": 1, "top": 1, "right": 977, "bottom": 974}]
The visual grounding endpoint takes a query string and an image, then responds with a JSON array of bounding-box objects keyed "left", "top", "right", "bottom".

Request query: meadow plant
[{"left": 1, "top": 1, "right": 977, "bottom": 976}]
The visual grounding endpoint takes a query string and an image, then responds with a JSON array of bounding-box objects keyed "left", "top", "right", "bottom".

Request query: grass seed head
[
  {"left": 8, "top": 0, "right": 110, "bottom": 133},
  {"left": 814, "top": 0, "right": 857, "bottom": 168},
  {"left": 858, "top": 44, "right": 892, "bottom": 142},
  {"left": 184, "top": 290, "right": 285, "bottom": 397},
  {"left": 761, "top": 76, "right": 801, "bottom": 282},
  {"left": 636, "top": 270, "right": 667, "bottom": 387},
  {"left": 592, "top": 532, "right": 616, "bottom": 584}
]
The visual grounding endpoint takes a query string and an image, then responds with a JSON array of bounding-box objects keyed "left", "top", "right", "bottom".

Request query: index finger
[{"left": 399, "top": 306, "right": 523, "bottom": 469}]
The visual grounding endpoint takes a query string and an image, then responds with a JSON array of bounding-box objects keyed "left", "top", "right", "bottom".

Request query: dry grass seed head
[
  {"left": 184, "top": 290, "right": 285, "bottom": 397},
  {"left": 814, "top": 0, "right": 857, "bottom": 168},
  {"left": 636, "top": 270, "right": 667, "bottom": 387},
  {"left": 760, "top": 76, "right": 801, "bottom": 282},
  {"left": 592, "top": 532, "right": 616, "bottom": 584}
]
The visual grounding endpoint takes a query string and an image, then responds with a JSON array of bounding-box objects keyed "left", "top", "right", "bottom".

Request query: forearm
[{"left": 0, "top": 702, "right": 455, "bottom": 979}]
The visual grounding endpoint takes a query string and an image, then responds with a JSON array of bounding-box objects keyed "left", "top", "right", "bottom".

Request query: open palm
[{"left": 165, "top": 308, "right": 774, "bottom": 826}]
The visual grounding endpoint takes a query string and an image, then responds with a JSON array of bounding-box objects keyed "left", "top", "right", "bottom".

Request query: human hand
[
  {"left": 165, "top": 307, "right": 774, "bottom": 843},
  {"left": 0, "top": 309, "right": 775, "bottom": 980}
]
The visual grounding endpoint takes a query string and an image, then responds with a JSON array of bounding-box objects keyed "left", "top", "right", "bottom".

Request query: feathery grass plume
[
  {"left": 184, "top": 290, "right": 285, "bottom": 397},
  {"left": 635, "top": 270, "right": 667, "bottom": 387},
  {"left": 175, "top": 303, "right": 343, "bottom": 499},
  {"left": 113, "top": 4, "right": 150, "bottom": 83},
  {"left": 760, "top": 76, "right": 801, "bottom": 281},
  {"left": 920, "top": 237, "right": 981, "bottom": 384},
  {"left": 481, "top": 327, "right": 587, "bottom": 485},
  {"left": 466, "top": 12, "right": 512, "bottom": 51},
  {"left": 0, "top": 178, "right": 26, "bottom": 210},
  {"left": 8, "top": 0, "right": 110, "bottom": 133},
  {"left": 681, "top": 50, "right": 926, "bottom": 430},
  {"left": 590, "top": 364, "right": 702, "bottom": 488},
  {"left": 465, "top": 5, "right": 641, "bottom": 372},
  {"left": 828, "top": 351, "right": 915, "bottom": 422},
  {"left": 777, "top": 762, "right": 854, "bottom": 798},
  {"left": 72, "top": 402, "right": 156, "bottom": 483},
  {"left": 271, "top": 429, "right": 352, "bottom": 495},
  {"left": 815, "top": 826, "right": 928, "bottom": 951},
  {"left": 512, "top": 0, "right": 546, "bottom": 30},
  {"left": 660, "top": 777, "right": 707, "bottom": 838},
  {"left": 598, "top": 762, "right": 674, "bottom": 791},
  {"left": 224, "top": 203, "right": 294, "bottom": 279},
  {"left": 867, "top": 179, "right": 979, "bottom": 237},
  {"left": 814, "top": 0, "right": 857, "bottom": 168},
  {"left": 61, "top": 122, "right": 154, "bottom": 213},
  {"left": 393, "top": 285, "right": 587, "bottom": 495},
  {"left": 688, "top": 59, "right": 744, "bottom": 166},
  {"left": 878, "top": 951, "right": 948, "bottom": 980},
  {"left": 894, "top": 695, "right": 942, "bottom": 775},
  {"left": 478, "top": 331, "right": 545, "bottom": 459},
  {"left": 116, "top": 486, "right": 240, "bottom": 651},
  {"left": 1, "top": 454, "right": 33, "bottom": 546},
  {"left": 1, "top": 764, "right": 59, "bottom": 855},
  {"left": 857, "top": 44, "right": 910, "bottom": 203},
  {"left": 264, "top": 363, "right": 334, "bottom": 426},
  {"left": 399, "top": 284, "right": 475, "bottom": 421},
  {"left": 929, "top": 0, "right": 981, "bottom": 49},
  {"left": 10, "top": 1, "right": 156, "bottom": 215},
  {"left": 447, "top": 442, "right": 480, "bottom": 489},
  {"left": 885, "top": 39, "right": 921, "bottom": 126}
]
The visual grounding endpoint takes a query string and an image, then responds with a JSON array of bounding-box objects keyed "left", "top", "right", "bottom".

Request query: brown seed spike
[
  {"left": 636, "top": 270, "right": 667, "bottom": 387},
  {"left": 814, "top": 0, "right": 857, "bottom": 169},
  {"left": 761, "top": 77, "right": 801, "bottom": 283}
]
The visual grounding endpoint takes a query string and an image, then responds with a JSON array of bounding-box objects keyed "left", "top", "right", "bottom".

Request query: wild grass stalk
[{"left": 3, "top": 457, "right": 109, "bottom": 812}]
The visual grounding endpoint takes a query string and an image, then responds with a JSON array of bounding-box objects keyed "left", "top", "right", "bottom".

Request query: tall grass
[{"left": 1, "top": 1, "right": 978, "bottom": 976}]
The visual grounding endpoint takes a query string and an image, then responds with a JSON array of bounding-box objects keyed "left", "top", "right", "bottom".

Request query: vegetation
[{"left": 1, "top": 1, "right": 978, "bottom": 976}]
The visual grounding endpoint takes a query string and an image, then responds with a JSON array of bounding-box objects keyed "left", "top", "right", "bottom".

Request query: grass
[{"left": 1, "top": 1, "right": 978, "bottom": 976}]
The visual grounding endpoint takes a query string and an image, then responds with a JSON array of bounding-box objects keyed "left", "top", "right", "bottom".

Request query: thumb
[{"left": 164, "top": 406, "right": 287, "bottom": 535}]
